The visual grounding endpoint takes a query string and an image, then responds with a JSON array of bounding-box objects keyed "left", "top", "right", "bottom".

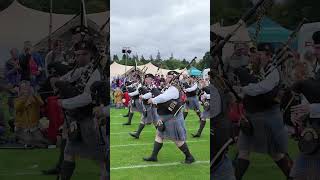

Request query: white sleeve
[
  {"left": 61, "top": 70, "right": 101, "bottom": 109},
  {"left": 185, "top": 83, "right": 198, "bottom": 92},
  {"left": 310, "top": 103, "right": 320, "bottom": 118},
  {"left": 211, "top": 85, "right": 221, "bottom": 118},
  {"left": 242, "top": 68, "right": 280, "bottom": 96},
  {"left": 204, "top": 92, "right": 210, "bottom": 99},
  {"left": 151, "top": 86, "right": 179, "bottom": 104},
  {"left": 142, "top": 92, "right": 152, "bottom": 99}
]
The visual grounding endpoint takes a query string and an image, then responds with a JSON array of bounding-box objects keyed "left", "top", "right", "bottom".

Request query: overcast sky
[{"left": 110, "top": 0, "right": 210, "bottom": 61}]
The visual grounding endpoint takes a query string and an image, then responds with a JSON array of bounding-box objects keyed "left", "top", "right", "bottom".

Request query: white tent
[
  {"left": 0, "top": 0, "right": 107, "bottom": 74},
  {"left": 110, "top": 61, "right": 131, "bottom": 78},
  {"left": 110, "top": 61, "right": 188, "bottom": 79},
  {"left": 211, "top": 23, "right": 251, "bottom": 60},
  {"left": 298, "top": 22, "right": 320, "bottom": 57}
]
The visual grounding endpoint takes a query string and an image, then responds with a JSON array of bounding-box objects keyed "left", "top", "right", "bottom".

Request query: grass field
[
  {"left": 0, "top": 149, "right": 100, "bottom": 180},
  {"left": 0, "top": 93, "right": 101, "bottom": 180},
  {"left": 110, "top": 108, "right": 210, "bottom": 180},
  {"left": 228, "top": 139, "right": 299, "bottom": 180}
]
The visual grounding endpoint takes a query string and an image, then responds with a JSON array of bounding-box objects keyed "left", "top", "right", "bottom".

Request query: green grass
[
  {"left": 110, "top": 108, "right": 210, "bottom": 180},
  {"left": 0, "top": 93, "right": 101, "bottom": 180},
  {"left": 0, "top": 150, "right": 100, "bottom": 180},
  {"left": 227, "top": 135, "right": 300, "bottom": 180}
]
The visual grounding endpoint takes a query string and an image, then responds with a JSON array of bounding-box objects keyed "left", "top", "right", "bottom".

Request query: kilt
[
  {"left": 237, "top": 105, "right": 288, "bottom": 154},
  {"left": 141, "top": 105, "right": 159, "bottom": 125},
  {"left": 290, "top": 154, "right": 320, "bottom": 180},
  {"left": 157, "top": 111, "right": 186, "bottom": 141},
  {"left": 211, "top": 156, "right": 236, "bottom": 180},
  {"left": 202, "top": 101, "right": 210, "bottom": 120},
  {"left": 131, "top": 99, "right": 143, "bottom": 113},
  {"left": 64, "top": 116, "right": 106, "bottom": 161},
  {"left": 186, "top": 96, "right": 200, "bottom": 110}
]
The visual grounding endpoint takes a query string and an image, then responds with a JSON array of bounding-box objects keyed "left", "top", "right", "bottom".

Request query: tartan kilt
[
  {"left": 290, "top": 154, "right": 320, "bottom": 180},
  {"left": 211, "top": 155, "right": 236, "bottom": 180},
  {"left": 141, "top": 105, "right": 159, "bottom": 125},
  {"left": 157, "top": 111, "right": 186, "bottom": 141},
  {"left": 202, "top": 100, "right": 210, "bottom": 120},
  {"left": 185, "top": 96, "right": 200, "bottom": 110},
  {"left": 131, "top": 99, "right": 143, "bottom": 113},
  {"left": 64, "top": 116, "right": 106, "bottom": 161},
  {"left": 237, "top": 105, "right": 288, "bottom": 154}
]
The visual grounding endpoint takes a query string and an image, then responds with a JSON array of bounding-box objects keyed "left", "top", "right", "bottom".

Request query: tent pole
[{"left": 48, "top": 0, "right": 53, "bottom": 51}]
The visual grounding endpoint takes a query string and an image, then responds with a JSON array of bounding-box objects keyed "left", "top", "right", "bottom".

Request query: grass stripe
[
  {"left": 110, "top": 140, "right": 208, "bottom": 148},
  {"left": 111, "top": 160, "right": 209, "bottom": 170}
]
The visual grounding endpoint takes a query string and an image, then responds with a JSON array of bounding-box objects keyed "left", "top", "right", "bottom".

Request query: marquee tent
[
  {"left": 211, "top": 23, "right": 251, "bottom": 60},
  {"left": 0, "top": 0, "right": 107, "bottom": 75}
]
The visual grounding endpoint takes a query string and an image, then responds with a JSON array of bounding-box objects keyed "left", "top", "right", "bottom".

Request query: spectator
[
  {"left": 14, "top": 81, "right": 48, "bottom": 147},
  {"left": 114, "top": 87, "right": 123, "bottom": 108},
  {"left": 19, "top": 41, "right": 44, "bottom": 88},
  {"left": 5, "top": 48, "right": 21, "bottom": 86},
  {"left": 45, "top": 39, "right": 67, "bottom": 77}
]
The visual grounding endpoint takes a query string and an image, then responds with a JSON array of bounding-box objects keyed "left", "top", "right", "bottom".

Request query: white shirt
[
  {"left": 142, "top": 92, "right": 152, "bottom": 99},
  {"left": 204, "top": 92, "right": 210, "bottom": 100},
  {"left": 185, "top": 83, "right": 198, "bottom": 92},
  {"left": 151, "top": 86, "right": 179, "bottom": 104},
  {"left": 310, "top": 103, "right": 320, "bottom": 118},
  {"left": 211, "top": 84, "right": 221, "bottom": 118},
  {"left": 60, "top": 65, "right": 101, "bottom": 110},
  {"left": 242, "top": 67, "right": 280, "bottom": 96},
  {"left": 128, "top": 83, "right": 141, "bottom": 97}
]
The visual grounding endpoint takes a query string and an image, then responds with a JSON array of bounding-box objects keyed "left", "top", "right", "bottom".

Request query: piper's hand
[
  {"left": 70, "top": 121, "right": 78, "bottom": 133},
  {"left": 291, "top": 104, "right": 310, "bottom": 126},
  {"left": 147, "top": 99, "right": 153, "bottom": 104},
  {"left": 139, "top": 95, "right": 143, "bottom": 100},
  {"left": 156, "top": 120, "right": 163, "bottom": 127}
]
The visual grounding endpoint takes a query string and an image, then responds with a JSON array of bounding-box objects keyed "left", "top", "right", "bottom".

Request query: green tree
[{"left": 113, "top": 54, "right": 119, "bottom": 62}]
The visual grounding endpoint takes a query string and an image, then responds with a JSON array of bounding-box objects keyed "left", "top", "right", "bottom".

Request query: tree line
[
  {"left": 112, "top": 51, "right": 211, "bottom": 71},
  {"left": 212, "top": 0, "right": 320, "bottom": 29}
]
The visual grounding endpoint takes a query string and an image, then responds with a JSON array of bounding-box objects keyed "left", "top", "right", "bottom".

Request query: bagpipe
[
  {"left": 53, "top": 0, "right": 108, "bottom": 141},
  {"left": 210, "top": 0, "right": 274, "bottom": 168},
  {"left": 155, "top": 57, "right": 198, "bottom": 117}
]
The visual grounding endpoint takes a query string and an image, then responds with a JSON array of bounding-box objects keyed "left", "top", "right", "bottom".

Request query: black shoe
[
  {"left": 129, "top": 132, "right": 139, "bottom": 139},
  {"left": 143, "top": 156, "right": 158, "bottom": 162},
  {"left": 123, "top": 122, "right": 131, "bottom": 125},
  {"left": 184, "top": 156, "right": 195, "bottom": 164},
  {"left": 42, "top": 167, "right": 59, "bottom": 175},
  {"left": 123, "top": 114, "right": 129, "bottom": 117},
  {"left": 191, "top": 133, "right": 201, "bottom": 138}
]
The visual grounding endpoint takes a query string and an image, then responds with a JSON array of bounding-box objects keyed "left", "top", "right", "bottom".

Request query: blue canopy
[
  {"left": 188, "top": 67, "right": 202, "bottom": 77},
  {"left": 248, "top": 17, "right": 292, "bottom": 43}
]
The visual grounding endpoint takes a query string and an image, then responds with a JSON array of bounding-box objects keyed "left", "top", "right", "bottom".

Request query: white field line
[
  {"left": 110, "top": 128, "right": 209, "bottom": 135},
  {"left": 111, "top": 160, "right": 209, "bottom": 170},
  {"left": 111, "top": 119, "right": 202, "bottom": 125},
  {"left": 110, "top": 140, "right": 208, "bottom": 148}
]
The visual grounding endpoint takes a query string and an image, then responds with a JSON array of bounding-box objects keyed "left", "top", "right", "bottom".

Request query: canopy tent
[
  {"left": 110, "top": 62, "right": 189, "bottom": 78},
  {"left": 211, "top": 23, "right": 251, "bottom": 60},
  {"left": 211, "top": 23, "right": 251, "bottom": 42},
  {"left": 188, "top": 67, "right": 202, "bottom": 77},
  {"left": 297, "top": 22, "right": 320, "bottom": 57},
  {"left": 0, "top": 0, "right": 107, "bottom": 75},
  {"left": 248, "top": 17, "right": 293, "bottom": 44}
]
